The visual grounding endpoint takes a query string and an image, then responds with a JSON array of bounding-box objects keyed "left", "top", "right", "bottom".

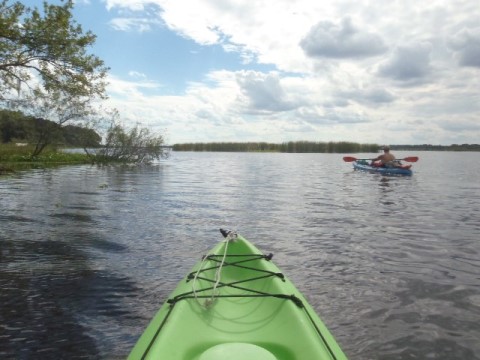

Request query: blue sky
[{"left": 21, "top": 0, "right": 480, "bottom": 145}]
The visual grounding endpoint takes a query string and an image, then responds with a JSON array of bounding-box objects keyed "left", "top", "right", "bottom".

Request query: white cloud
[
  {"left": 448, "top": 27, "right": 480, "bottom": 68},
  {"left": 109, "top": 17, "right": 157, "bottom": 32},
  {"left": 128, "top": 71, "right": 147, "bottom": 79},
  {"left": 300, "top": 17, "right": 388, "bottom": 59},
  {"left": 104, "top": 0, "right": 147, "bottom": 12},
  {"left": 106, "top": 74, "right": 162, "bottom": 99},
  {"left": 99, "top": 0, "right": 480, "bottom": 145},
  {"left": 235, "top": 71, "right": 298, "bottom": 113},
  {"left": 378, "top": 42, "right": 433, "bottom": 82}
]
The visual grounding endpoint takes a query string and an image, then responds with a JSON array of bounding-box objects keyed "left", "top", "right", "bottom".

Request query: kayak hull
[
  {"left": 353, "top": 161, "right": 412, "bottom": 176},
  {"left": 128, "top": 231, "right": 347, "bottom": 360}
]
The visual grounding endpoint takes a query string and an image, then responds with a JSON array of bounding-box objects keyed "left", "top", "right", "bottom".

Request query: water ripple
[{"left": 0, "top": 152, "right": 479, "bottom": 359}]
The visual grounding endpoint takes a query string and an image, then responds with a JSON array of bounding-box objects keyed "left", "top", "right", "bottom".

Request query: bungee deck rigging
[
  {"left": 168, "top": 252, "right": 310, "bottom": 312},
  {"left": 128, "top": 230, "right": 348, "bottom": 360}
]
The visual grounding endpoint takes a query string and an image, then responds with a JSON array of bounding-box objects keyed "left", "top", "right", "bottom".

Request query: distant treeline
[
  {"left": 391, "top": 144, "right": 480, "bottom": 151},
  {"left": 173, "top": 141, "right": 379, "bottom": 153},
  {"left": 0, "top": 109, "right": 101, "bottom": 147}
]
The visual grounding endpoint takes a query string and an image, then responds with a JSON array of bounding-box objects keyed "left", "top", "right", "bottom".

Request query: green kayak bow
[{"left": 128, "top": 230, "right": 348, "bottom": 360}]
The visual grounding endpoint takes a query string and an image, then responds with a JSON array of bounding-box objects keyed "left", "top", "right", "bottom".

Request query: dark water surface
[{"left": 1, "top": 152, "right": 479, "bottom": 359}]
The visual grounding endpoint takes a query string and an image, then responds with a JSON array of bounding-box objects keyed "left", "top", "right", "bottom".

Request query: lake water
[{"left": 1, "top": 151, "right": 479, "bottom": 359}]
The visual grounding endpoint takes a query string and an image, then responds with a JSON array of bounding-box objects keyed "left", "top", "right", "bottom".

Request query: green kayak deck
[{"left": 128, "top": 230, "right": 348, "bottom": 360}]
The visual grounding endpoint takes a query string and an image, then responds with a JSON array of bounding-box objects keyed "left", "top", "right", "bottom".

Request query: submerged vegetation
[
  {"left": 173, "top": 141, "right": 379, "bottom": 153},
  {"left": 92, "top": 123, "right": 167, "bottom": 164}
]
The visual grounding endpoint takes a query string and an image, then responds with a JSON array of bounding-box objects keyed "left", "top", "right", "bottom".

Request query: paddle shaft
[{"left": 343, "top": 156, "right": 418, "bottom": 162}]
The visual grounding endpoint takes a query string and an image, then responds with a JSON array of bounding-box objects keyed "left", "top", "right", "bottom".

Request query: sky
[{"left": 23, "top": 0, "right": 480, "bottom": 145}]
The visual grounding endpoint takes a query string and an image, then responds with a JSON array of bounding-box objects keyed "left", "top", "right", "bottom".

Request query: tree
[
  {"left": 1, "top": 0, "right": 109, "bottom": 154},
  {"left": 0, "top": 0, "right": 108, "bottom": 104},
  {"left": 0, "top": 109, "right": 26, "bottom": 142},
  {"left": 29, "top": 116, "right": 63, "bottom": 155},
  {"left": 63, "top": 124, "right": 101, "bottom": 147},
  {"left": 0, "top": 108, "right": 102, "bottom": 150},
  {"left": 95, "top": 122, "right": 168, "bottom": 164},
  {"left": 26, "top": 89, "right": 100, "bottom": 155}
]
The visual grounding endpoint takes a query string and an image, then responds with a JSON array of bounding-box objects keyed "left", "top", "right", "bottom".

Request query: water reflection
[
  {"left": 0, "top": 237, "right": 141, "bottom": 359},
  {"left": 0, "top": 166, "right": 145, "bottom": 358},
  {"left": 1, "top": 153, "right": 479, "bottom": 359},
  {"left": 359, "top": 277, "right": 480, "bottom": 359}
]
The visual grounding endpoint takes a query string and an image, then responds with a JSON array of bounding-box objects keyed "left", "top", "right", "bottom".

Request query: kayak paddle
[{"left": 343, "top": 156, "right": 419, "bottom": 162}]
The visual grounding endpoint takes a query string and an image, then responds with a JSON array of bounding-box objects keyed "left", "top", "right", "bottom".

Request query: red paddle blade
[
  {"left": 343, "top": 156, "right": 357, "bottom": 162},
  {"left": 403, "top": 156, "right": 419, "bottom": 162}
]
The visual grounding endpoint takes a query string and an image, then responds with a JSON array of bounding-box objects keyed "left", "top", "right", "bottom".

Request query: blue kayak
[{"left": 353, "top": 161, "right": 413, "bottom": 176}]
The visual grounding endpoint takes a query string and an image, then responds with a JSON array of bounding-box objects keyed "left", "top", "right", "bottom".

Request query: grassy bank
[{"left": 0, "top": 144, "right": 92, "bottom": 174}]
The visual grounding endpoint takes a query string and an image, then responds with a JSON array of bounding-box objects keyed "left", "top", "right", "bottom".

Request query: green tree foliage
[
  {"left": 30, "top": 116, "right": 62, "bottom": 155},
  {"left": 95, "top": 123, "right": 168, "bottom": 164},
  {"left": 391, "top": 144, "right": 480, "bottom": 151},
  {"left": 0, "top": 108, "right": 101, "bottom": 148},
  {"left": 63, "top": 124, "right": 100, "bottom": 147},
  {"left": 0, "top": 0, "right": 108, "bottom": 104},
  {"left": 1, "top": 0, "right": 109, "bottom": 155},
  {"left": 173, "top": 141, "right": 379, "bottom": 153},
  {"left": 0, "top": 109, "right": 26, "bottom": 142}
]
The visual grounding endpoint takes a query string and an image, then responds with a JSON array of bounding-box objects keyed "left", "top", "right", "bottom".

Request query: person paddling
[{"left": 371, "top": 146, "right": 396, "bottom": 167}]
